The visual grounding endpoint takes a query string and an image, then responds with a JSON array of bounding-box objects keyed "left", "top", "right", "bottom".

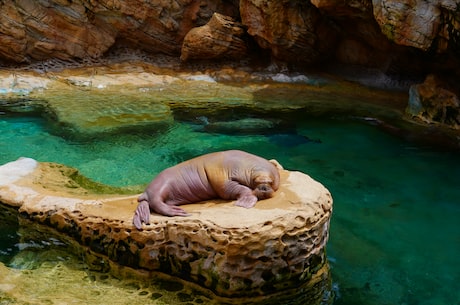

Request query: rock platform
[{"left": 0, "top": 157, "right": 333, "bottom": 302}]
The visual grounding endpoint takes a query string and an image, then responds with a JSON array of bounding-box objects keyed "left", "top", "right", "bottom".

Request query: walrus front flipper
[
  {"left": 156, "top": 203, "right": 191, "bottom": 217},
  {"left": 235, "top": 195, "right": 258, "bottom": 208},
  {"left": 133, "top": 200, "right": 151, "bottom": 229},
  {"left": 222, "top": 180, "right": 258, "bottom": 208}
]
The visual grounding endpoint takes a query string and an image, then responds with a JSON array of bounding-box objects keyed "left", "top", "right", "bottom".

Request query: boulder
[
  {"left": 407, "top": 74, "right": 460, "bottom": 128},
  {"left": 181, "top": 13, "right": 248, "bottom": 61},
  {"left": 372, "top": 0, "right": 459, "bottom": 52},
  {"left": 0, "top": 157, "right": 333, "bottom": 302}
]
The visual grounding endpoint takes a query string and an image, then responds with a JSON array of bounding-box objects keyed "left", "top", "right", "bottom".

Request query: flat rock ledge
[{"left": 0, "top": 157, "right": 333, "bottom": 303}]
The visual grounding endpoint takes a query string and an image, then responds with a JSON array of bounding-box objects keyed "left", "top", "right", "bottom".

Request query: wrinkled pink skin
[{"left": 133, "top": 150, "right": 280, "bottom": 229}]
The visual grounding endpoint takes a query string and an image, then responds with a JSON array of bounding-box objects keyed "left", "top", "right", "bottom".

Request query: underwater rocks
[
  {"left": 0, "top": 157, "right": 333, "bottom": 302},
  {"left": 0, "top": 63, "right": 413, "bottom": 140}
]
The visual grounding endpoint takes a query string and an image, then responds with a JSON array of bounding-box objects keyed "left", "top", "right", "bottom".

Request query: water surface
[{"left": 0, "top": 106, "right": 459, "bottom": 304}]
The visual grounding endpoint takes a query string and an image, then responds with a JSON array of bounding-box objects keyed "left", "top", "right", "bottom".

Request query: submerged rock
[
  {"left": 42, "top": 90, "right": 174, "bottom": 139},
  {"left": 201, "top": 117, "right": 281, "bottom": 134},
  {"left": 0, "top": 157, "right": 333, "bottom": 303}
]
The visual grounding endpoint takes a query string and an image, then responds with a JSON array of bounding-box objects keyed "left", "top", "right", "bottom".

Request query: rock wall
[
  {"left": 0, "top": 0, "right": 458, "bottom": 73},
  {"left": 0, "top": 0, "right": 240, "bottom": 63},
  {"left": 372, "top": 0, "right": 460, "bottom": 52}
]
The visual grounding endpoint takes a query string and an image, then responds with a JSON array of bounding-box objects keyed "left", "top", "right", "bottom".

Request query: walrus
[{"left": 133, "top": 150, "right": 280, "bottom": 229}]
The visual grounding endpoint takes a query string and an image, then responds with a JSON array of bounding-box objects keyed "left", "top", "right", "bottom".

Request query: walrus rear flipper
[{"left": 133, "top": 200, "right": 151, "bottom": 229}]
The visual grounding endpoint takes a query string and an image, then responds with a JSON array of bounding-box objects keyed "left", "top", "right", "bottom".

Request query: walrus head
[{"left": 253, "top": 175, "right": 275, "bottom": 199}]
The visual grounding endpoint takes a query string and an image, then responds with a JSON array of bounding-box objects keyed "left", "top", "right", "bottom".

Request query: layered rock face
[
  {"left": 0, "top": 0, "right": 239, "bottom": 63},
  {"left": 181, "top": 13, "right": 248, "bottom": 61},
  {"left": 1, "top": 0, "right": 458, "bottom": 72},
  {"left": 0, "top": 157, "right": 333, "bottom": 302},
  {"left": 373, "top": 0, "right": 460, "bottom": 52}
]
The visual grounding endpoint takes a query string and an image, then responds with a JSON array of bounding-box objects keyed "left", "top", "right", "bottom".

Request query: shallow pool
[{"left": 0, "top": 107, "right": 459, "bottom": 304}]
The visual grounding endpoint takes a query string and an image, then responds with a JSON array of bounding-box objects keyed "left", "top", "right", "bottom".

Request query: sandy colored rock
[
  {"left": 181, "top": 13, "right": 247, "bottom": 61},
  {"left": 373, "top": 0, "right": 459, "bottom": 52},
  {"left": 0, "top": 157, "right": 333, "bottom": 300},
  {"left": 0, "top": 0, "right": 240, "bottom": 63}
]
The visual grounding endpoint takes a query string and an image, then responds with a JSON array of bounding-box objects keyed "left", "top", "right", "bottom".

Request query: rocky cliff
[{"left": 0, "top": 1, "right": 458, "bottom": 72}]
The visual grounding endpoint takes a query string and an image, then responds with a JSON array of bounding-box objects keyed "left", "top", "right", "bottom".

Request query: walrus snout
[{"left": 254, "top": 183, "right": 274, "bottom": 199}]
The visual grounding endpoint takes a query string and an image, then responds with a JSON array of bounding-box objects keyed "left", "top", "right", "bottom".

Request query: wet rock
[
  {"left": 41, "top": 91, "right": 174, "bottom": 139},
  {"left": 407, "top": 74, "right": 460, "bottom": 128},
  {"left": 0, "top": 157, "right": 333, "bottom": 302},
  {"left": 181, "top": 13, "right": 248, "bottom": 62}
]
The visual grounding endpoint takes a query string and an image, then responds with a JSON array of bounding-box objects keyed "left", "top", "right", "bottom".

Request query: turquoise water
[{"left": 1, "top": 110, "right": 459, "bottom": 305}]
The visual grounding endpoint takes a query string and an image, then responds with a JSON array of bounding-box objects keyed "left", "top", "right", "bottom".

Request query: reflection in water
[{"left": 1, "top": 105, "right": 459, "bottom": 304}]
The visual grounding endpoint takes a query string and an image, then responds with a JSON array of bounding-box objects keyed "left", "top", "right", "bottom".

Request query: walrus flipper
[
  {"left": 235, "top": 195, "right": 258, "bottom": 208},
  {"left": 155, "top": 203, "right": 191, "bottom": 217},
  {"left": 223, "top": 180, "right": 258, "bottom": 208},
  {"left": 133, "top": 200, "right": 151, "bottom": 229}
]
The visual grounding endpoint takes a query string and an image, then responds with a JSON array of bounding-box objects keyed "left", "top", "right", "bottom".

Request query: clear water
[{"left": 1, "top": 109, "right": 459, "bottom": 305}]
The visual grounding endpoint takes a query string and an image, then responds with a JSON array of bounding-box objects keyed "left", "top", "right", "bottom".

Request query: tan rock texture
[
  {"left": 0, "top": 0, "right": 459, "bottom": 76},
  {"left": 0, "top": 0, "right": 239, "bottom": 63},
  {"left": 0, "top": 157, "right": 333, "bottom": 300},
  {"left": 372, "top": 0, "right": 460, "bottom": 52},
  {"left": 181, "top": 13, "right": 247, "bottom": 61}
]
